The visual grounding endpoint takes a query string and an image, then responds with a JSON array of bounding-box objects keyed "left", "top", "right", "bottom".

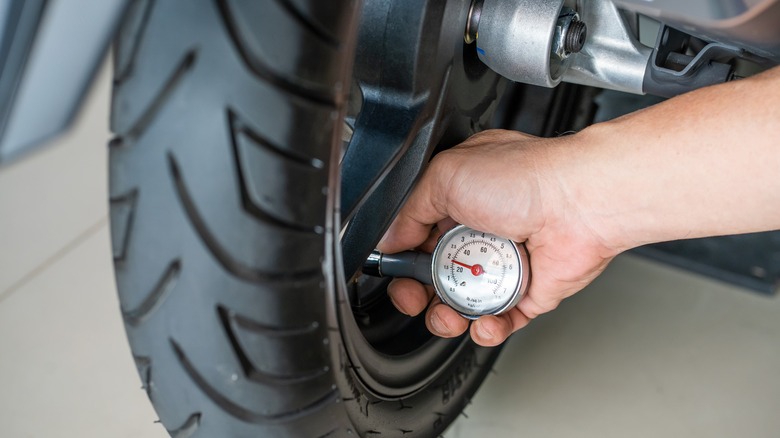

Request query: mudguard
[{"left": 0, "top": 0, "right": 128, "bottom": 164}]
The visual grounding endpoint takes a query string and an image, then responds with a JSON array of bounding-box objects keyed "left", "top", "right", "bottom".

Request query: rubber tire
[{"left": 109, "top": 1, "right": 500, "bottom": 436}]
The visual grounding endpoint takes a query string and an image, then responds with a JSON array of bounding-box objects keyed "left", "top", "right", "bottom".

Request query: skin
[{"left": 377, "top": 65, "right": 780, "bottom": 347}]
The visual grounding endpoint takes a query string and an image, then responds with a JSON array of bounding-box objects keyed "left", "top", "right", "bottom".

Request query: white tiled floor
[
  {"left": 1, "top": 61, "right": 779, "bottom": 438},
  {"left": 0, "top": 63, "right": 165, "bottom": 438},
  {"left": 449, "top": 257, "right": 780, "bottom": 437},
  {"left": 0, "top": 63, "right": 110, "bottom": 299}
]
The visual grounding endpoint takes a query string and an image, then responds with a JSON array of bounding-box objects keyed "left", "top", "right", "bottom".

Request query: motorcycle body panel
[
  {"left": 0, "top": 0, "right": 778, "bottom": 163},
  {"left": 0, "top": 0, "right": 128, "bottom": 164},
  {"left": 616, "top": 0, "right": 780, "bottom": 61}
]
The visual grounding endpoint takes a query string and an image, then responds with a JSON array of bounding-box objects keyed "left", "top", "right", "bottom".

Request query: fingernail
[
  {"left": 376, "top": 231, "right": 390, "bottom": 250},
  {"left": 388, "top": 294, "right": 408, "bottom": 316},
  {"left": 429, "top": 312, "right": 448, "bottom": 335},
  {"left": 476, "top": 321, "right": 493, "bottom": 341}
]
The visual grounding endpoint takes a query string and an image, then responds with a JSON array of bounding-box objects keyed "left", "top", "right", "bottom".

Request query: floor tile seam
[{"left": 0, "top": 216, "right": 108, "bottom": 303}]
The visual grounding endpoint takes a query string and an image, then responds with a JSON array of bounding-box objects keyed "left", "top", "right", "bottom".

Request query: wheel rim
[{"left": 333, "top": 0, "right": 507, "bottom": 398}]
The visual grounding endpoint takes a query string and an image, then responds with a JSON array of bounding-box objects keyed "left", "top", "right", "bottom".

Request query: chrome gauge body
[{"left": 431, "top": 225, "right": 530, "bottom": 319}]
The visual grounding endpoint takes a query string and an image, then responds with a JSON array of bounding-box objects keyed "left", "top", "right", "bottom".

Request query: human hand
[{"left": 377, "top": 129, "right": 622, "bottom": 347}]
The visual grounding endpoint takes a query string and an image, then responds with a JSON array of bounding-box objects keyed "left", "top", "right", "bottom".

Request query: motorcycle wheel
[{"left": 109, "top": 0, "right": 506, "bottom": 436}]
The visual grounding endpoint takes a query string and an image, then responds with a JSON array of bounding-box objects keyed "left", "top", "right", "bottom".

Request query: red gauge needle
[{"left": 452, "top": 260, "right": 484, "bottom": 276}]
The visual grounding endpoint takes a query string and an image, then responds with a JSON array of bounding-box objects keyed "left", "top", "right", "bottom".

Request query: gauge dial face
[{"left": 431, "top": 225, "right": 528, "bottom": 319}]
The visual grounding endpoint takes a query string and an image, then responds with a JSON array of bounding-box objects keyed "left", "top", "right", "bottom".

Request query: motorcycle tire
[{"left": 109, "top": 1, "right": 501, "bottom": 436}]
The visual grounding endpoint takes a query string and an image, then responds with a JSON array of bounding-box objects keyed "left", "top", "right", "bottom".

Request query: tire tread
[
  {"left": 214, "top": 0, "right": 336, "bottom": 107},
  {"left": 122, "top": 260, "right": 181, "bottom": 326},
  {"left": 167, "top": 152, "right": 321, "bottom": 283},
  {"left": 171, "top": 339, "right": 339, "bottom": 424}
]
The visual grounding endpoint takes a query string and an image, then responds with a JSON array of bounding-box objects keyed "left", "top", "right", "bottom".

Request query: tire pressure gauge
[
  {"left": 431, "top": 225, "right": 530, "bottom": 319},
  {"left": 363, "top": 225, "right": 531, "bottom": 319}
]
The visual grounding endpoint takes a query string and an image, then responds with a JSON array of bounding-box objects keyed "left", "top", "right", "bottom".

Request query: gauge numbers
[{"left": 431, "top": 225, "right": 528, "bottom": 319}]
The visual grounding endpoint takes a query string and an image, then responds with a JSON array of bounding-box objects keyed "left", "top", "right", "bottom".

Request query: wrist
[{"left": 541, "top": 124, "right": 639, "bottom": 257}]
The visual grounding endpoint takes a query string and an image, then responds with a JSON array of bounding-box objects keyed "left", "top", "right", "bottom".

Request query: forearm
[{"left": 554, "top": 67, "right": 780, "bottom": 252}]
